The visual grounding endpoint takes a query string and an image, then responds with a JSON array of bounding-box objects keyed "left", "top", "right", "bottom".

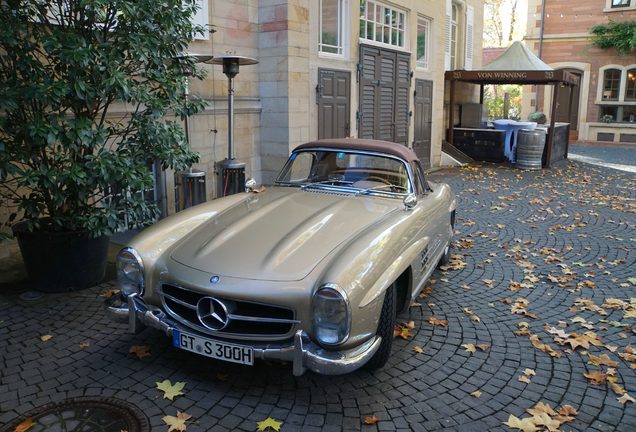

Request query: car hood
[{"left": 170, "top": 187, "right": 399, "bottom": 281}]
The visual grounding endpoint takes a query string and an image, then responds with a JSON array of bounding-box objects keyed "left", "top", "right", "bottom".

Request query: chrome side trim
[{"left": 104, "top": 295, "right": 381, "bottom": 376}]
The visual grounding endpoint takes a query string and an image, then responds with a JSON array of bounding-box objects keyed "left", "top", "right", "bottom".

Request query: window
[
  {"left": 597, "top": 66, "right": 636, "bottom": 122},
  {"left": 626, "top": 69, "right": 636, "bottom": 100},
  {"left": 359, "top": 0, "right": 406, "bottom": 49},
  {"left": 416, "top": 17, "right": 431, "bottom": 69},
  {"left": 450, "top": 4, "right": 458, "bottom": 70},
  {"left": 319, "top": 0, "right": 344, "bottom": 55},
  {"left": 603, "top": 69, "right": 621, "bottom": 100},
  {"left": 611, "top": 0, "right": 631, "bottom": 7}
]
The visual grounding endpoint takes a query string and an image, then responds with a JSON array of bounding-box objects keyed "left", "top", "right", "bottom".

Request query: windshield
[{"left": 275, "top": 150, "right": 411, "bottom": 195}]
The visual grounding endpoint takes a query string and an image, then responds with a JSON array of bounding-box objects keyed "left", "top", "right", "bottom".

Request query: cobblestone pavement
[{"left": 1, "top": 160, "right": 635, "bottom": 431}]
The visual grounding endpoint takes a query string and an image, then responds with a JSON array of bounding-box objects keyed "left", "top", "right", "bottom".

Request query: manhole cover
[{"left": 1, "top": 397, "right": 150, "bottom": 432}]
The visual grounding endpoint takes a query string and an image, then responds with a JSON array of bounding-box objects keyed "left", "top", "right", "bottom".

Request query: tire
[{"left": 364, "top": 282, "right": 396, "bottom": 371}]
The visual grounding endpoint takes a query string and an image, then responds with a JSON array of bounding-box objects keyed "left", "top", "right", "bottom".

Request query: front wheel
[{"left": 364, "top": 283, "right": 396, "bottom": 371}]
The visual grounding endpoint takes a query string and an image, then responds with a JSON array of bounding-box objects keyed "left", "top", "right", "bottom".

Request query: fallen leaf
[
  {"left": 618, "top": 393, "right": 636, "bottom": 406},
  {"left": 588, "top": 353, "right": 619, "bottom": 367},
  {"left": 14, "top": 418, "right": 34, "bottom": 432},
  {"left": 527, "top": 402, "right": 556, "bottom": 417},
  {"left": 462, "top": 343, "right": 477, "bottom": 353},
  {"left": 611, "top": 382, "right": 627, "bottom": 396},
  {"left": 79, "top": 341, "right": 90, "bottom": 349},
  {"left": 503, "top": 414, "right": 539, "bottom": 432},
  {"left": 470, "top": 390, "right": 482, "bottom": 398},
  {"left": 129, "top": 345, "right": 151, "bottom": 359},
  {"left": 518, "top": 375, "right": 531, "bottom": 384},
  {"left": 394, "top": 325, "right": 412, "bottom": 340},
  {"left": 40, "top": 335, "right": 52, "bottom": 342},
  {"left": 584, "top": 371, "right": 607, "bottom": 385},
  {"left": 363, "top": 415, "right": 380, "bottom": 425},
  {"left": 470, "top": 315, "right": 481, "bottom": 323},
  {"left": 413, "top": 345, "right": 424, "bottom": 354},
  {"left": 163, "top": 411, "right": 192, "bottom": 432},
  {"left": 523, "top": 368, "right": 536, "bottom": 377},
  {"left": 477, "top": 343, "right": 490, "bottom": 351},
  {"left": 156, "top": 380, "right": 186, "bottom": 401},
  {"left": 99, "top": 288, "right": 120, "bottom": 299},
  {"left": 427, "top": 316, "right": 448, "bottom": 327}
]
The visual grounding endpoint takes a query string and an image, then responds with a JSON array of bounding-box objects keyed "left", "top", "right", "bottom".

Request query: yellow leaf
[
  {"left": 470, "top": 315, "right": 481, "bottom": 323},
  {"left": 40, "top": 335, "right": 52, "bottom": 342},
  {"left": 14, "top": 418, "right": 34, "bottom": 432},
  {"left": 526, "top": 402, "right": 556, "bottom": 417},
  {"left": 611, "top": 383, "right": 626, "bottom": 396},
  {"left": 426, "top": 316, "right": 448, "bottom": 327},
  {"left": 363, "top": 415, "right": 380, "bottom": 425},
  {"left": 624, "top": 309, "right": 636, "bottom": 319},
  {"left": 405, "top": 320, "right": 416, "bottom": 329},
  {"left": 518, "top": 375, "right": 531, "bottom": 384},
  {"left": 531, "top": 412, "right": 561, "bottom": 432},
  {"left": 462, "top": 343, "right": 477, "bottom": 353},
  {"left": 256, "top": 416, "right": 283, "bottom": 431},
  {"left": 156, "top": 380, "right": 186, "bottom": 401},
  {"left": 588, "top": 353, "right": 619, "bottom": 367},
  {"left": 503, "top": 414, "right": 539, "bottom": 432},
  {"left": 523, "top": 368, "right": 536, "bottom": 377},
  {"left": 412, "top": 345, "right": 424, "bottom": 354},
  {"left": 162, "top": 411, "right": 192, "bottom": 432},
  {"left": 394, "top": 325, "right": 412, "bottom": 340},
  {"left": 129, "top": 345, "right": 151, "bottom": 359},
  {"left": 618, "top": 393, "right": 636, "bottom": 405},
  {"left": 470, "top": 390, "right": 482, "bottom": 398}
]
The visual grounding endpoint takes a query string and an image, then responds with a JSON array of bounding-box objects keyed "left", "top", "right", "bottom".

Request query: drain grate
[{"left": 1, "top": 397, "right": 150, "bottom": 432}]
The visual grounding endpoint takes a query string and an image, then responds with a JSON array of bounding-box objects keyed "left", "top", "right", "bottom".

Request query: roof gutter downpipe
[{"left": 535, "top": 0, "right": 547, "bottom": 108}]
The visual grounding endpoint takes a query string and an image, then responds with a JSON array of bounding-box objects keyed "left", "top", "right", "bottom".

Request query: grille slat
[{"left": 159, "top": 284, "right": 297, "bottom": 339}]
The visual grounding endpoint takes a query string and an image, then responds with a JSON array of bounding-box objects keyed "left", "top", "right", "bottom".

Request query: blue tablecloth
[{"left": 493, "top": 120, "right": 537, "bottom": 163}]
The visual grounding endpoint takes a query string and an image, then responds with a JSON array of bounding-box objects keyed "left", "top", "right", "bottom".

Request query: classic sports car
[{"left": 106, "top": 139, "right": 456, "bottom": 375}]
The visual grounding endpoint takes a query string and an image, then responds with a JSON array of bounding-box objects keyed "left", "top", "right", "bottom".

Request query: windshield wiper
[
  {"left": 355, "top": 184, "right": 407, "bottom": 196},
  {"left": 300, "top": 180, "right": 354, "bottom": 190}
]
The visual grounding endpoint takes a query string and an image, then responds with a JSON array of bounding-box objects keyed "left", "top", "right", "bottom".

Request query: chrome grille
[{"left": 159, "top": 284, "right": 298, "bottom": 339}]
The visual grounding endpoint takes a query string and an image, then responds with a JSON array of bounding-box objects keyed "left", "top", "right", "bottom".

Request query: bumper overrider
[{"left": 104, "top": 293, "right": 381, "bottom": 376}]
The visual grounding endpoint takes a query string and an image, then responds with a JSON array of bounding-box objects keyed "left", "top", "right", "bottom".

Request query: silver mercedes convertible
[{"left": 106, "top": 139, "right": 456, "bottom": 375}]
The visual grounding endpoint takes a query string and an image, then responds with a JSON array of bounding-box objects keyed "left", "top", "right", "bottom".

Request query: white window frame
[
  {"left": 450, "top": 3, "right": 459, "bottom": 70},
  {"left": 416, "top": 16, "right": 431, "bottom": 70},
  {"left": 359, "top": 0, "right": 408, "bottom": 50},
  {"left": 604, "top": 0, "right": 636, "bottom": 11},
  {"left": 319, "top": 0, "right": 347, "bottom": 57},
  {"left": 596, "top": 64, "right": 636, "bottom": 122}
]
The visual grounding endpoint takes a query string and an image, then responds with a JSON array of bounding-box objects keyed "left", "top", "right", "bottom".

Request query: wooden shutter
[
  {"left": 192, "top": 0, "right": 209, "bottom": 40},
  {"left": 378, "top": 51, "right": 396, "bottom": 142},
  {"left": 359, "top": 46, "right": 380, "bottom": 140},
  {"left": 444, "top": 0, "right": 452, "bottom": 70},
  {"left": 465, "top": 5, "right": 474, "bottom": 70},
  {"left": 394, "top": 53, "right": 411, "bottom": 145}
]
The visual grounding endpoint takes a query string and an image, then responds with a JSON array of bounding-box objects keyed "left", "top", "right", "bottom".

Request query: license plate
[{"left": 172, "top": 330, "right": 254, "bottom": 366}]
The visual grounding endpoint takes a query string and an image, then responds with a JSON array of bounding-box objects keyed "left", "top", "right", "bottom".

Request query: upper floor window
[
  {"left": 611, "top": 0, "right": 631, "bottom": 7},
  {"left": 603, "top": 69, "right": 622, "bottom": 100},
  {"left": 416, "top": 16, "right": 431, "bottom": 69},
  {"left": 319, "top": 0, "right": 345, "bottom": 56},
  {"left": 450, "top": 4, "right": 458, "bottom": 70},
  {"left": 359, "top": 0, "right": 406, "bottom": 49}
]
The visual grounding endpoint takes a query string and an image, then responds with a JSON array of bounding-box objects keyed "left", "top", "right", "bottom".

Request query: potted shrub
[
  {"left": 528, "top": 112, "right": 547, "bottom": 124},
  {"left": 0, "top": 0, "right": 206, "bottom": 291}
]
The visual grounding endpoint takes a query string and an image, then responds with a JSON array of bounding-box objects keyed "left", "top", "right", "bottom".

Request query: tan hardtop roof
[{"left": 294, "top": 139, "right": 419, "bottom": 163}]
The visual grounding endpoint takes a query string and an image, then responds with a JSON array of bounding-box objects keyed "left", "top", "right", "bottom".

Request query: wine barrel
[{"left": 516, "top": 129, "right": 546, "bottom": 170}]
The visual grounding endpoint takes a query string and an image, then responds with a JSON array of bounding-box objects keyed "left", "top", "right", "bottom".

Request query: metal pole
[
  {"left": 228, "top": 76, "right": 234, "bottom": 160},
  {"left": 535, "top": 0, "right": 547, "bottom": 108}
]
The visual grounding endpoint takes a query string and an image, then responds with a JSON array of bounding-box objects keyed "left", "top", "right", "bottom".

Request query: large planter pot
[{"left": 12, "top": 221, "right": 109, "bottom": 292}]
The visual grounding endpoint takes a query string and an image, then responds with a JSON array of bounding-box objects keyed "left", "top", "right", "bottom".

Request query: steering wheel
[{"left": 362, "top": 176, "right": 393, "bottom": 186}]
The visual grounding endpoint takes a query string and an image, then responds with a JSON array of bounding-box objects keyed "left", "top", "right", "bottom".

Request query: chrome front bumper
[{"left": 104, "top": 293, "right": 381, "bottom": 376}]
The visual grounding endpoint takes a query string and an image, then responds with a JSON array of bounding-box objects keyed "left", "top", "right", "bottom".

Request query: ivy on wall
[{"left": 591, "top": 20, "right": 636, "bottom": 55}]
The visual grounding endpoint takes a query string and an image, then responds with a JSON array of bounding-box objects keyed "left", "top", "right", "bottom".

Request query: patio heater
[
  {"left": 172, "top": 53, "right": 213, "bottom": 212},
  {"left": 209, "top": 55, "right": 258, "bottom": 197}
]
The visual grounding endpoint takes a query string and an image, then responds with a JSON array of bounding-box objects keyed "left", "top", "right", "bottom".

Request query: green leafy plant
[
  {"left": 528, "top": 112, "right": 546, "bottom": 124},
  {"left": 601, "top": 114, "right": 614, "bottom": 123},
  {"left": 591, "top": 20, "right": 636, "bottom": 55},
  {"left": 0, "top": 0, "right": 206, "bottom": 237}
]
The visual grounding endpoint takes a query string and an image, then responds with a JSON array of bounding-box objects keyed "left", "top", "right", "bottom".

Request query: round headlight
[
  {"left": 312, "top": 284, "right": 350, "bottom": 345},
  {"left": 116, "top": 248, "right": 144, "bottom": 296}
]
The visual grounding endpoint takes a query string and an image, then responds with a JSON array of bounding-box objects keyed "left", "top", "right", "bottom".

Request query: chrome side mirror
[
  {"left": 245, "top": 178, "right": 257, "bottom": 192},
  {"left": 403, "top": 193, "right": 417, "bottom": 210}
]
